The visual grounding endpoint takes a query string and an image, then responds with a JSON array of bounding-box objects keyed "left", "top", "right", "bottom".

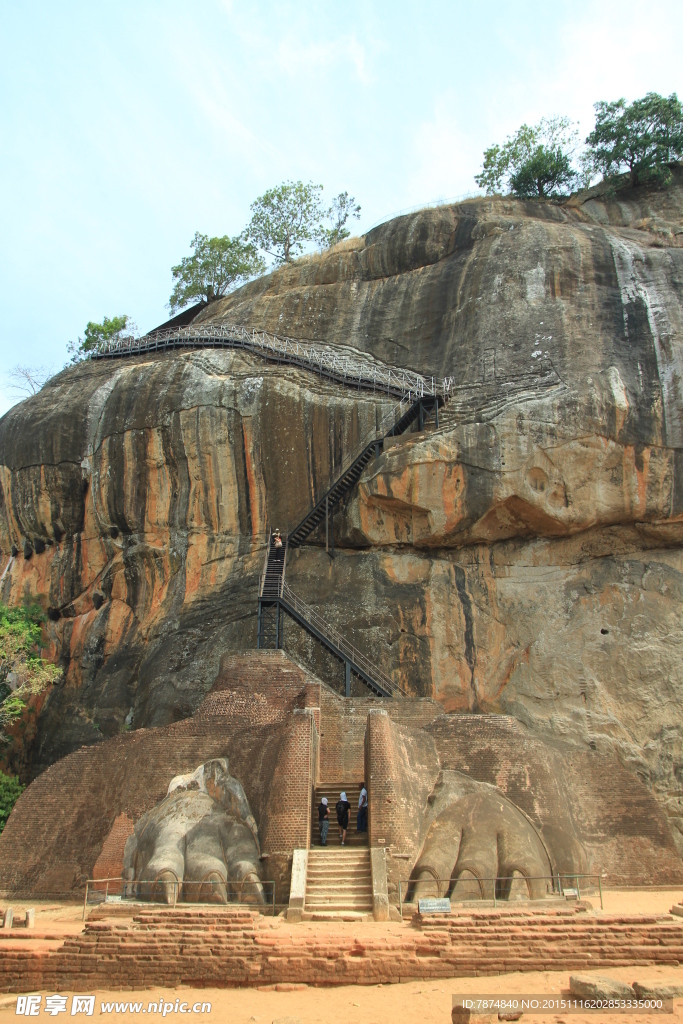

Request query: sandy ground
[
  {"left": 1, "top": 891, "right": 683, "bottom": 1021},
  {"left": 1, "top": 967, "right": 683, "bottom": 1024}
]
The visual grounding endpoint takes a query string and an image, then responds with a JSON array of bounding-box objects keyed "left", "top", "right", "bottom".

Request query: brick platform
[{"left": 1, "top": 906, "right": 683, "bottom": 991}]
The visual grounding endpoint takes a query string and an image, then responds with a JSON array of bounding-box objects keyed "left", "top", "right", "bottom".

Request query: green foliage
[
  {"left": 0, "top": 602, "right": 61, "bottom": 729},
  {"left": 0, "top": 771, "right": 24, "bottom": 832},
  {"left": 248, "top": 181, "right": 325, "bottom": 263},
  {"left": 68, "top": 315, "right": 133, "bottom": 362},
  {"left": 475, "top": 117, "right": 579, "bottom": 198},
  {"left": 585, "top": 92, "right": 683, "bottom": 186},
  {"left": 169, "top": 233, "right": 265, "bottom": 313},
  {"left": 319, "top": 192, "right": 361, "bottom": 249}
]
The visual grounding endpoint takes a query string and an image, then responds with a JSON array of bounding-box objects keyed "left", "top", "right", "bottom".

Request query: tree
[
  {"left": 7, "top": 366, "right": 53, "bottom": 397},
  {"left": 585, "top": 92, "right": 683, "bottom": 186},
  {"left": 248, "top": 181, "right": 325, "bottom": 263},
  {"left": 475, "top": 117, "right": 578, "bottom": 198},
  {"left": 68, "top": 315, "right": 134, "bottom": 362},
  {"left": 0, "top": 771, "right": 24, "bottom": 833},
  {"left": 319, "top": 192, "right": 361, "bottom": 249},
  {"left": 0, "top": 601, "right": 61, "bottom": 738},
  {"left": 169, "top": 232, "right": 265, "bottom": 313}
]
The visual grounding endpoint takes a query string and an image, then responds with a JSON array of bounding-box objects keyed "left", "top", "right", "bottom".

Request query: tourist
[
  {"left": 336, "top": 791, "right": 350, "bottom": 845},
  {"left": 273, "top": 529, "right": 283, "bottom": 549},
  {"left": 318, "top": 796, "right": 329, "bottom": 846},
  {"left": 357, "top": 782, "right": 368, "bottom": 833}
]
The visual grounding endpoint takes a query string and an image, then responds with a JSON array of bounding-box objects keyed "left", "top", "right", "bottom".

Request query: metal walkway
[{"left": 88, "top": 322, "right": 455, "bottom": 406}]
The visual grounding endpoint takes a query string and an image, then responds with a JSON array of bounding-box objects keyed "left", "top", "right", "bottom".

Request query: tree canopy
[
  {"left": 585, "top": 92, "right": 683, "bottom": 186},
  {"left": 68, "top": 315, "right": 133, "bottom": 362},
  {"left": 169, "top": 232, "right": 265, "bottom": 313},
  {"left": 0, "top": 771, "right": 24, "bottom": 833},
  {"left": 320, "top": 192, "right": 362, "bottom": 249},
  {"left": 0, "top": 602, "right": 61, "bottom": 730},
  {"left": 475, "top": 117, "right": 578, "bottom": 198},
  {"left": 247, "top": 181, "right": 326, "bottom": 263}
]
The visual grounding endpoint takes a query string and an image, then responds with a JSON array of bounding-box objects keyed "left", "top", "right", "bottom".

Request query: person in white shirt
[{"left": 357, "top": 783, "right": 368, "bottom": 833}]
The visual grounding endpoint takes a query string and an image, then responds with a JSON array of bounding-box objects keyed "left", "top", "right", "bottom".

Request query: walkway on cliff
[
  {"left": 90, "top": 318, "right": 562, "bottom": 699},
  {"left": 88, "top": 321, "right": 455, "bottom": 406}
]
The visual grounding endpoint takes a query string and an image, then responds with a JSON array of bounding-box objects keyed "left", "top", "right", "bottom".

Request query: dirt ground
[
  {"left": 1, "top": 968, "right": 683, "bottom": 1024},
  {"left": 0, "top": 890, "right": 682, "bottom": 1022}
]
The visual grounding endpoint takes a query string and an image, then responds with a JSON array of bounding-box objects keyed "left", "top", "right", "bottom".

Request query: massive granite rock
[{"left": 1, "top": 170, "right": 682, "bottom": 853}]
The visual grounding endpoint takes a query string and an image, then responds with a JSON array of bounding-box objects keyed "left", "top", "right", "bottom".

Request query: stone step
[
  {"left": 304, "top": 899, "right": 374, "bottom": 910},
  {"left": 308, "top": 850, "right": 370, "bottom": 859},
  {"left": 307, "top": 876, "right": 370, "bottom": 884},
  {"left": 303, "top": 911, "right": 371, "bottom": 921},
  {"left": 306, "top": 884, "right": 373, "bottom": 895}
]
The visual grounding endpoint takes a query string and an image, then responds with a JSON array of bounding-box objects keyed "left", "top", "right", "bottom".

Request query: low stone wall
[{"left": 2, "top": 907, "right": 683, "bottom": 991}]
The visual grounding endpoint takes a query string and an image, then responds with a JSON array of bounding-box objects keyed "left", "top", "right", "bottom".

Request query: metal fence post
[{"left": 83, "top": 881, "right": 88, "bottom": 923}]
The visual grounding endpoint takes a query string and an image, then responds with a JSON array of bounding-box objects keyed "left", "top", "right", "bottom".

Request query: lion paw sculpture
[
  {"left": 408, "top": 772, "right": 558, "bottom": 903},
  {"left": 122, "top": 758, "right": 264, "bottom": 905}
]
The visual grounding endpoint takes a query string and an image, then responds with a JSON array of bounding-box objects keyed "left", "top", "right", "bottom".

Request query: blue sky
[{"left": 1, "top": 0, "right": 681, "bottom": 416}]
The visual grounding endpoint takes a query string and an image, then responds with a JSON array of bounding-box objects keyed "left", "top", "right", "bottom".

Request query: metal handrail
[
  {"left": 286, "top": 393, "right": 419, "bottom": 537},
  {"left": 258, "top": 523, "right": 270, "bottom": 599},
  {"left": 281, "top": 582, "right": 405, "bottom": 697},
  {"left": 280, "top": 534, "right": 288, "bottom": 597},
  {"left": 88, "top": 322, "right": 455, "bottom": 405},
  {"left": 397, "top": 872, "right": 604, "bottom": 917},
  {"left": 83, "top": 876, "right": 276, "bottom": 920}
]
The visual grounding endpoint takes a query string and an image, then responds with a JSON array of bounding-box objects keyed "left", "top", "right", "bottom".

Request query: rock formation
[{"left": 1, "top": 170, "right": 682, "bottom": 858}]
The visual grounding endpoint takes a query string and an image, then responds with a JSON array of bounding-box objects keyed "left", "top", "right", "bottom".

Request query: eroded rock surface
[{"left": 1, "top": 172, "right": 682, "bottom": 853}]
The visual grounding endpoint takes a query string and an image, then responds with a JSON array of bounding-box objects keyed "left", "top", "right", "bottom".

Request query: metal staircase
[
  {"left": 256, "top": 390, "right": 444, "bottom": 697},
  {"left": 257, "top": 533, "right": 402, "bottom": 697},
  {"left": 288, "top": 395, "right": 440, "bottom": 550}
]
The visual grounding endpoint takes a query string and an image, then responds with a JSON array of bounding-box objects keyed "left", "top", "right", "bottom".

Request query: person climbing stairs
[{"left": 311, "top": 783, "right": 367, "bottom": 847}]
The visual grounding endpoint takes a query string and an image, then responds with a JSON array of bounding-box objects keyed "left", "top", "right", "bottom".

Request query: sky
[{"left": 1, "top": 0, "right": 682, "bottom": 416}]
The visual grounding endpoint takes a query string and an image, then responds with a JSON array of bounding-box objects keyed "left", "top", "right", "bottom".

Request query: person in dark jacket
[
  {"left": 336, "top": 791, "right": 351, "bottom": 845},
  {"left": 318, "top": 796, "right": 329, "bottom": 846}
]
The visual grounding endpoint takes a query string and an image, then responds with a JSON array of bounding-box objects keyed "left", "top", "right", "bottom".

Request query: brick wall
[
  {"left": 319, "top": 686, "right": 440, "bottom": 782},
  {"left": 91, "top": 813, "right": 135, "bottom": 888}
]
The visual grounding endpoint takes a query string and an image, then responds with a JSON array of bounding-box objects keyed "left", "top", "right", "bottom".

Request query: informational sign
[{"left": 418, "top": 897, "right": 451, "bottom": 914}]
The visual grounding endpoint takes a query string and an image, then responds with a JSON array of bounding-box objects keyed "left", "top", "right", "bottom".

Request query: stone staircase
[
  {"left": 311, "top": 783, "right": 367, "bottom": 847},
  {"left": 304, "top": 848, "right": 373, "bottom": 919}
]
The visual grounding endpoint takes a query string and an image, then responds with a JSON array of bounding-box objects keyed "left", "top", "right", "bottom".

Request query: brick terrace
[{"left": 2, "top": 906, "right": 683, "bottom": 991}]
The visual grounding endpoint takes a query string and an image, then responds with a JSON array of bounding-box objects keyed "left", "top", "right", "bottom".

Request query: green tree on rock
[
  {"left": 475, "top": 117, "right": 578, "bottom": 198},
  {"left": 68, "top": 315, "right": 134, "bottom": 362},
  {"left": 320, "top": 192, "right": 361, "bottom": 249},
  {"left": 169, "top": 233, "right": 265, "bottom": 313},
  {"left": 0, "top": 771, "right": 24, "bottom": 833},
  {"left": 585, "top": 92, "right": 683, "bottom": 186},
  {"left": 248, "top": 181, "right": 326, "bottom": 263}
]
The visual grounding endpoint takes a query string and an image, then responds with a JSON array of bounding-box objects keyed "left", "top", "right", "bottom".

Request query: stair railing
[
  {"left": 286, "top": 392, "right": 421, "bottom": 538},
  {"left": 279, "top": 534, "right": 289, "bottom": 598},
  {"left": 258, "top": 523, "right": 270, "bottom": 600},
  {"left": 281, "top": 582, "right": 406, "bottom": 697},
  {"left": 88, "top": 321, "right": 455, "bottom": 405}
]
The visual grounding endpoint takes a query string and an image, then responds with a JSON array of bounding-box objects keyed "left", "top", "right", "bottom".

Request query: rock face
[{"left": 1, "top": 170, "right": 683, "bottom": 854}]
